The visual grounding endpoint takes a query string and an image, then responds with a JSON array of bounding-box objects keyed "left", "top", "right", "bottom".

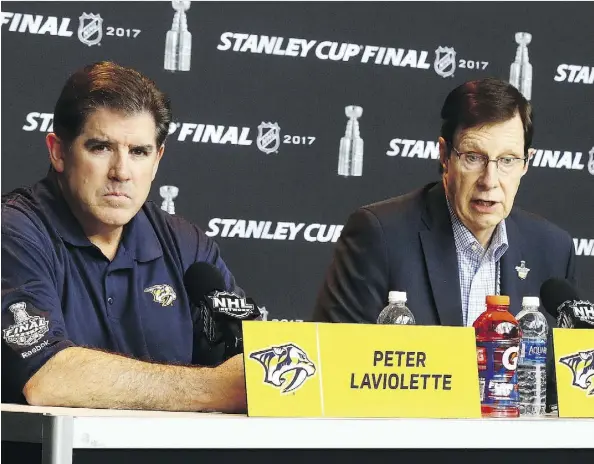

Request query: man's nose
[
  {"left": 477, "top": 161, "right": 500, "bottom": 189},
  {"left": 108, "top": 150, "right": 132, "bottom": 182}
]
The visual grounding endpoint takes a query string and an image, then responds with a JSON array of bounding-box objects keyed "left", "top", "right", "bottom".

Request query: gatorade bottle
[{"left": 473, "top": 295, "right": 521, "bottom": 418}]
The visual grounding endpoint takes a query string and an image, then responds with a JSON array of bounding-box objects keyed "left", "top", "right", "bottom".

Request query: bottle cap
[
  {"left": 486, "top": 295, "right": 510, "bottom": 306},
  {"left": 388, "top": 291, "right": 407, "bottom": 303},
  {"left": 522, "top": 296, "right": 540, "bottom": 307}
]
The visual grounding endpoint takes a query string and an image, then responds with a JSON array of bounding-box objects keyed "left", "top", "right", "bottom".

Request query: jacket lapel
[
  {"left": 419, "top": 183, "right": 463, "bottom": 326},
  {"left": 499, "top": 214, "right": 525, "bottom": 316}
]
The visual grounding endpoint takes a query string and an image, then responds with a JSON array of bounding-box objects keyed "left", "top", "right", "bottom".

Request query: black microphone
[
  {"left": 540, "top": 278, "right": 594, "bottom": 329},
  {"left": 183, "top": 262, "right": 262, "bottom": 357}
]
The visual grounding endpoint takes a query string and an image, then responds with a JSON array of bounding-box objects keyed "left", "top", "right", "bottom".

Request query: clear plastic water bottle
[
  {"left": 516, "top": 296, "right": 548, "bottom": 416},
  {"left": 377, "top": 291, "right": 415, "bottom": 325}
]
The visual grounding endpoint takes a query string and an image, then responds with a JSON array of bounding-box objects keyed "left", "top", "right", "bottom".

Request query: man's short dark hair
[
  {"left": 53, "top": 61, "right": 172, "bottom": 148},
  {"left": 439, "top": 77, "right": 533, "bottom": 173}
]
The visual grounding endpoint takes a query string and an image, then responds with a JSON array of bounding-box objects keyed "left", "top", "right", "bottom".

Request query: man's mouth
[
  {"left": 472, "top": 199, "right": 497, "bottom": 207},
  {"left": 105, "top": 192, "right": 129, "bottom": 198}
]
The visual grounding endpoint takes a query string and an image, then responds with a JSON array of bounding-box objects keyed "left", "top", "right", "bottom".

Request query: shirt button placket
[{"left": 105, "top": 270, "right": 115, "bottom": 311}]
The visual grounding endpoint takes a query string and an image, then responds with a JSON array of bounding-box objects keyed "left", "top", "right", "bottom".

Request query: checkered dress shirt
[{"left": 446, "top": 198, "right": 509, "bottom": 327}]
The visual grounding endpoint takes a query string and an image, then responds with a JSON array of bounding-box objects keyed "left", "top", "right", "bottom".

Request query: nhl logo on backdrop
[
  {"left": 78, "top": 13, "right": 103, "bottom": 46},
  {"left": 257, "top": 122, "right": 281, "bottom": 154},
  {"left": 434, "top": 46, "right": 456, "bottom": 78}
]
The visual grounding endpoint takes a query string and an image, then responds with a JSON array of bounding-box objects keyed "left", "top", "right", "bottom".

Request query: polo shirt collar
[
  {"left": 37, "top": 169, "right": 162, "bottom": 262},
  {"left": 36, "top": 169, "right": 93, "bottom": 247}
]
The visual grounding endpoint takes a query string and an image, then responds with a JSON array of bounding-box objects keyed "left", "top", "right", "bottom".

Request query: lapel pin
[{"left": 515, "top": 260, "right": 530, "bottom": 280}]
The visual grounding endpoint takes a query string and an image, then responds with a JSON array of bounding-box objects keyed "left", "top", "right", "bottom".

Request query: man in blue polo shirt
[{"left": 2, "top": 61, "right": 247, "bottom": 412}]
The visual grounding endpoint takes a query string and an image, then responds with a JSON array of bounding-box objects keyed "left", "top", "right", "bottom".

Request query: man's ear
[
  {"left": 46, "top": 133, "right": 66, "bottom": 173},
  {"left": 438, "top": 137, "right": 449, "bottom": 174}
]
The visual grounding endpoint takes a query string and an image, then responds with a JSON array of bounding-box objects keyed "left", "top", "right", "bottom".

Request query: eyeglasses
[{"left": 451, "top": 147, "right": 528, "bottom": 175}]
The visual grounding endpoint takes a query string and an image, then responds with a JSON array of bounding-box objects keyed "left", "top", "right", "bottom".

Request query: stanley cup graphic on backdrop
[
  {"left": 160, "top": 185, "right": 179, "bottom": 214},
  {"left": 509, "top": 32, "right": 533, "bottom": 101},
  {"left": 338, "top": 105, "right": 364, "bottom": 177},
  {"left": 164, "top": 1, "right": 192, "bottom": 71}
]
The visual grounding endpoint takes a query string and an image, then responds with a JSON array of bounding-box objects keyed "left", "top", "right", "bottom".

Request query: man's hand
[{"left": 210, "top": 354, "right": 247, "bottom": 413}]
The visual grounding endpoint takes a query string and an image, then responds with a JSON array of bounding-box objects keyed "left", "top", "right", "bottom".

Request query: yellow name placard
[
  {"left": 242, "top": 321, "right": 481, "bottom": 418},
  {"left": 553, "top": 328, "right": 594, "bottom": 418}
]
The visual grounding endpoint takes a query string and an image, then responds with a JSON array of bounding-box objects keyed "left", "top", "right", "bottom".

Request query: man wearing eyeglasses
[{"left": 312, "top": 76, "right": 576, "bottom": 330}]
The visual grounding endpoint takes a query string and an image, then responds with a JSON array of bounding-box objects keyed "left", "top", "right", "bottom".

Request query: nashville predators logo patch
[
  {"left": 144, "top": 284, "right": 177, "bottom": 307},
  {"left": 559, "top": 349, "right": 594, "bottom": 396},
  {"left": 249, "top": 343, "right": 316, "bottom": 394}
]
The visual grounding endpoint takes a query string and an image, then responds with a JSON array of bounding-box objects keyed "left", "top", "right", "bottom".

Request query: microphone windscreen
[
  {"left": 183, "top": 262, "right": 226, "bottom": 305},
  {"left": 539, "top": 278, "right": 581, "bottom": 317}
]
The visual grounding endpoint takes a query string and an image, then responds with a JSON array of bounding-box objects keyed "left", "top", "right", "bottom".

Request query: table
[{"left": 2, "top": 403, "right": 594, "bottom": 464}]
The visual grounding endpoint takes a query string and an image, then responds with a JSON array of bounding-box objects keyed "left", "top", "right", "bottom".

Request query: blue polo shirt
[{"left": 1, "top": 170, "right": 244, "bottom": 404}]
